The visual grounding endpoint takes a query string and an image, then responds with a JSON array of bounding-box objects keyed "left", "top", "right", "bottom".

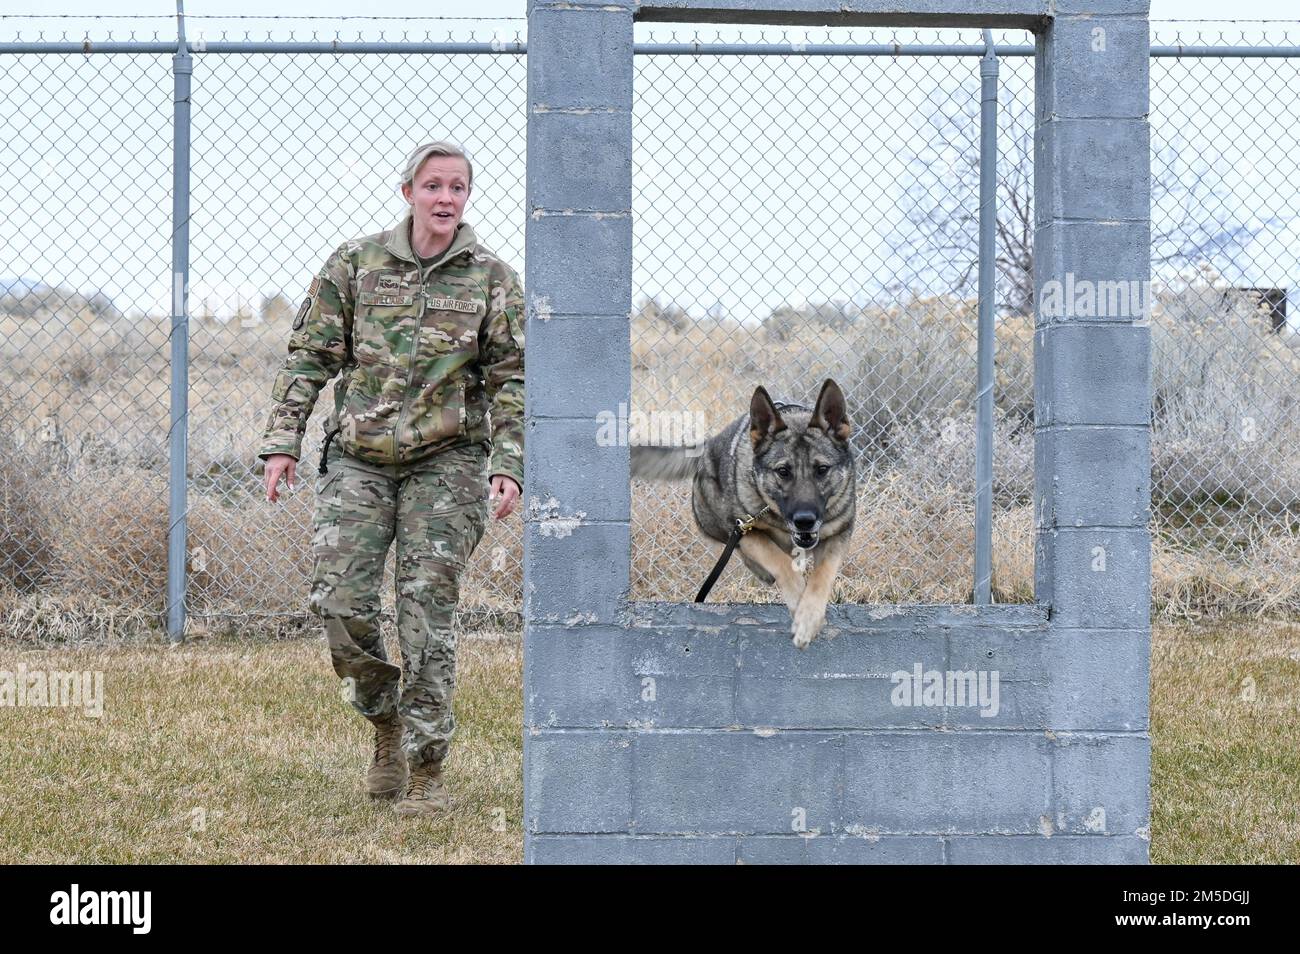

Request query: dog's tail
[{"left": 630, "top": 444, "right": 701, "bottom": 481}]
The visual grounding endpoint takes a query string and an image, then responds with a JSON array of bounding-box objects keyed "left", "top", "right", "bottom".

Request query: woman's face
[{"left": 403, "top": 155, "right": 472, "bottom": 249}]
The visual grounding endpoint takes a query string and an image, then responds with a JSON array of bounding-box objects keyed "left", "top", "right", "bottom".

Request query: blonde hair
[{"left": 400, "top": 141, "right": 474, "bottom": 192}]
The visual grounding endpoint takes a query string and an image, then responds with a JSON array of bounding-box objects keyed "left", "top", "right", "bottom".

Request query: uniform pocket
[
  {"left": 270, "top": 368, "right": 292, "bottom": 402},
  {"left": 338, "top": 362, "right": 405, "bottom": 463},
  {"left": 416, "top": 300, "right": 482, "bottom": 363},
  {"left": 422, "top": 446, "right": 490, "bottom": 516},
  {"left": 311, "top": 465, "right": 344, "bottom": 551},
  {"left": 314, "top": 461, "right": 341, "bottom": 497},
  {"left": 353, "top": 269, "right": 420, "bottom": 364},
  {"left": 398, "top": 378, "right": 465, "bottom": 456}
]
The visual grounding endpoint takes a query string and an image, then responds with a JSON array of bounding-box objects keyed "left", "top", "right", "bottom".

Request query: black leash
[
  {"left": 317, "top": 425, "right": 341, "bottom": 475},
  {"left": 695, "top": 506, "right": 770, "bottom": 603},
  {"left": 695, "top": 397, "right": 807, "bottom": 602}
]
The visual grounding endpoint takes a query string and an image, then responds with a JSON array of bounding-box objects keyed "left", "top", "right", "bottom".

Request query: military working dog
[{"left": 631, "top": 378, "right": 856, "bottom": 648}]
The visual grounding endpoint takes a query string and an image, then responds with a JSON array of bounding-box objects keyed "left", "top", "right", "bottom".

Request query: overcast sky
[
  {"left": 2, "top": 3, "right": 1297, "bottom": 327},
  {"left": 1, "top": 1, "right": 1297, "bottom": 20}
]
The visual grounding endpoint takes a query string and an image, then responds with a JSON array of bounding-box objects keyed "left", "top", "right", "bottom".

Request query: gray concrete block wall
[
  {"left": 1032, "top": 0, "right": 1152, "bottom": 867},
  {"left": 523, "top": 2, "right": 1151, "bottom": 864},
  {"left": 636, "top": 1, "right": 1050, "bottom": 28},
  {"left": 523, "top": 0, "right": 634, "bottom": 634},
  {"left": 524, "top": 607, "right": 1149, "bottom": 861}
]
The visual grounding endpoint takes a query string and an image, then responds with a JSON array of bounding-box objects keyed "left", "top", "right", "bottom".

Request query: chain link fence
[
  {"left": 630, "top": 27, "right": 1038, "bottom": 607},
  {"left": 2, "top": 17, "right": 1299, "bottom": 638},
  {"left": 185, "top": 44, "right": 528, "bottom": 632},
  {"left": 1147, "top": 26, "right": 1300, "bottom": 619},
  {"left": 0, "top": 46, "right": 176, "bottom": 637},
  {"left": 0, "top": 20, "right": 530, "bottom": 638}
]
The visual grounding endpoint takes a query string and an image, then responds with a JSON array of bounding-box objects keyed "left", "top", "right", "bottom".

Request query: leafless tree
[{"left": 890, "top": 89, "right": 1284, "bottom": 316}]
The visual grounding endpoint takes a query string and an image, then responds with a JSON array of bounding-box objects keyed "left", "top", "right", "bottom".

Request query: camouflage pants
[{"left": 309, "top": 440, "right": 489, "bottom": 769}]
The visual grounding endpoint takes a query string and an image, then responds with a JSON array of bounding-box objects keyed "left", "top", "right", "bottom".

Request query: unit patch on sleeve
[{"left": 292, "top": 274, "right": 321, "bottom": 330}]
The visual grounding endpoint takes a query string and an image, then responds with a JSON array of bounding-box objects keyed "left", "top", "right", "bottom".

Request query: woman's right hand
[{"left": 264, "top": 453, "right": 298, "bottom": 503}]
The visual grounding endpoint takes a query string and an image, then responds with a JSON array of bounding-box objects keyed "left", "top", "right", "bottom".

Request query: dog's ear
[
  {"left": 809, "top": 379, "right": 851, "bottom": 443},
  {"left": 750, "top": 385, "right": 787, "bottom": 445}
]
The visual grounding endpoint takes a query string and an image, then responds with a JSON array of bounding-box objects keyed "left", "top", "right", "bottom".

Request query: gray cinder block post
[
  {"left": 1030, "top": 1, "right": 1153, "bottom": 859},
  {"left": 523, "top": 0, "right": 637, "bottom": 861},
  {"left": 524, "top": 1, "right": 1151, "bottom": 864}
]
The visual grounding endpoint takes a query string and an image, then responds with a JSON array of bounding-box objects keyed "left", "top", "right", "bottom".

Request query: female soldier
[{"left": 258, "top": 141, "right": 524, "bottom": 818}]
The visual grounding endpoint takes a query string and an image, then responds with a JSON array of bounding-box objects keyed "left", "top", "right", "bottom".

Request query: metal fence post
[
  {"left": 167, "top": 1, "right": 192, "bottom": 642},
  {"left": 973, "top": 30, "right": 998, "bottom": 605},
  {"left": 1, "top": 24, "right": 1293, "bottom": 623}
]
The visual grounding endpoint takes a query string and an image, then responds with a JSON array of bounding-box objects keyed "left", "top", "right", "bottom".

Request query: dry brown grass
[
  {"left": 1150, "top": 618, "right": 1300, "bottom": 864},
  {"left": 0, "top": 629, "right": 523, "bottom": 864},
  {"left": 630, "top": 476, "right": 1036, "bottom": 605},
  {"left": 0, "top": 617, "right": 1293, "bottom": 863},
  {"left": 4, "top": 283, "right": 1300, "bottom": 633}
]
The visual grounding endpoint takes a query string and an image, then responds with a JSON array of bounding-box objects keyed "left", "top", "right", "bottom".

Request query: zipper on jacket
[
  {"left": 391, "top": 240, "right": 468, "bottom": 463},
  {"left": 392, "top": 285, "right": 427, "bottom": 463}
]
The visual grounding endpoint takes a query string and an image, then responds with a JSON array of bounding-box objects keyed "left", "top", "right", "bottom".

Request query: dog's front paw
[
  {"left": 791, "top": 603, "right": 825, "bottom": 649},
  {"left": 781, "top": 579, "right": 806, "bottom": 620}
]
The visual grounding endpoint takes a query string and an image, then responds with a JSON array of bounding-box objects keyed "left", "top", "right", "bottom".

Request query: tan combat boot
[
  {"left": 365, "top": 715, "right": 407, "bottom": 800},
  {"left": 393, "top": 761, "right": 451, "bottom": 817}
]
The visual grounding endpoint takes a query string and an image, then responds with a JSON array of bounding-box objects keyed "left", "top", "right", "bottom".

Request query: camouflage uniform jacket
[{"left": 257, "top": 211, "right": 525, "bottom": 489}]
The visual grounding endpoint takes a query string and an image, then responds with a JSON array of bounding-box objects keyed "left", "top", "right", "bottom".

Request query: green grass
[{"left": 1, "top": 618, "right": 1296, "bottom": 863}]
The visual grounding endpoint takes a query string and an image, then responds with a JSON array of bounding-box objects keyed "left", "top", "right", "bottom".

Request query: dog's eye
[
  {"left": 776, "top": 466, "right": 793, "bottom": 480},
  {"left": 815, "top": 464, "right": 830, "bottom": 477}
]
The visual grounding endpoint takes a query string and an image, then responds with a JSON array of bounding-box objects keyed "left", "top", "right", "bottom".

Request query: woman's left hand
[{"left": 489, "top": 474, "right": 521, "bottom": 520}]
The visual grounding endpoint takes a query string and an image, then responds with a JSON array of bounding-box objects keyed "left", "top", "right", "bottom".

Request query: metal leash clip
[{"left": 736, "top": 504, "right": 770, "bottom": 534}]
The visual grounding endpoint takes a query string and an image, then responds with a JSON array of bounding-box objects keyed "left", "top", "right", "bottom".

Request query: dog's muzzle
[{"left": 789, "top": 509, "right": 821, "bottom": 550}]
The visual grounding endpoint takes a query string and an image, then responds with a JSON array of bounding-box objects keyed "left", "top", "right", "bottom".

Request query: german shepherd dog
[{"left": 631, "top": 379, "right": 855, "bottom": 648}]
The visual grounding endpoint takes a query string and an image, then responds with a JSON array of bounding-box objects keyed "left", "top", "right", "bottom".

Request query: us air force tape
[{"left": 427, "top": 296, "right": 481, "bottom": 314}]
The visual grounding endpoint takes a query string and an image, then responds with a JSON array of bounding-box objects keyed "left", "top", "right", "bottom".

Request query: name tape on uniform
[{"left": 358, "top": 292, "right": 416, "bottom": 306}]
